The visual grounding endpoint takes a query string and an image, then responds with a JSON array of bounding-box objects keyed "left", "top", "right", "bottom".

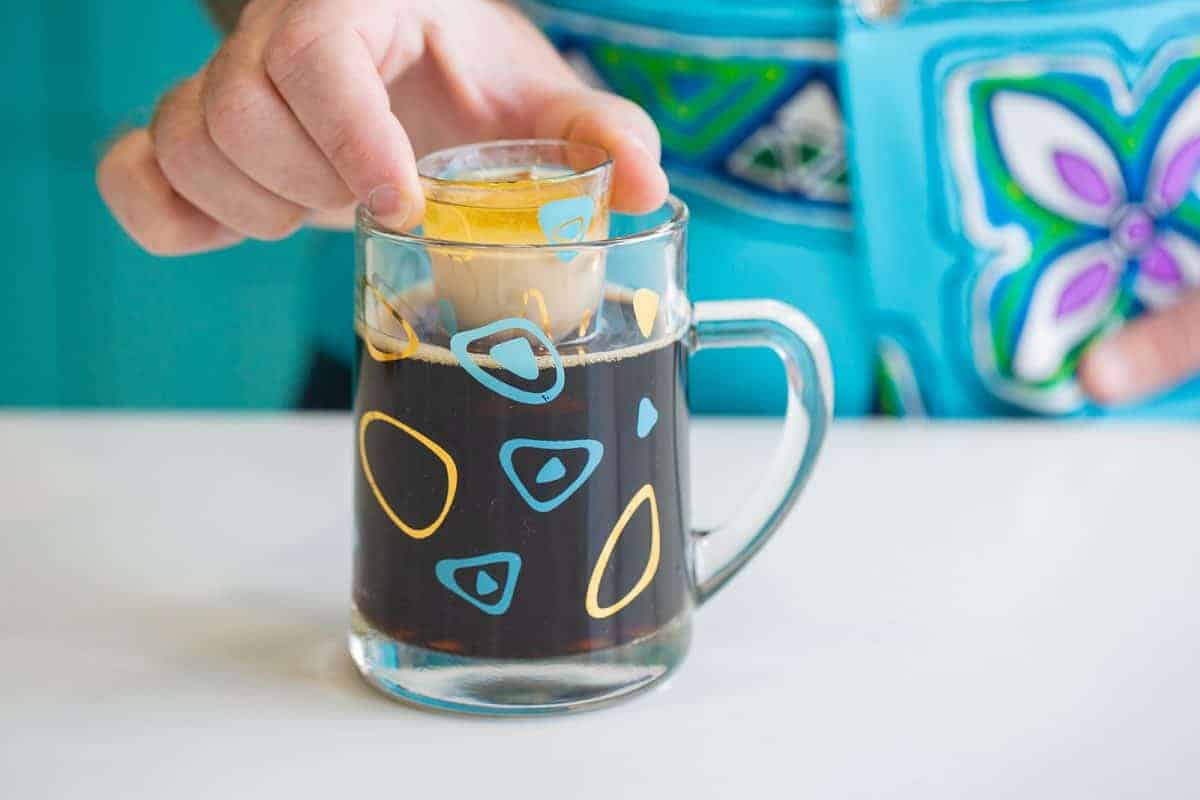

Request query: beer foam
[{"left": 358, "top": 283, "right": 687, "bottom": 369}]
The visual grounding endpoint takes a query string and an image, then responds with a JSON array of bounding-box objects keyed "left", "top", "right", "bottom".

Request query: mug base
[{"left": 348, "top": 607, "right": 691, "bottom": 716}]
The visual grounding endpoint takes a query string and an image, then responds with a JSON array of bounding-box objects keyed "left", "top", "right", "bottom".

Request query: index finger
[
  {"left": 536, "top": 89, "right": 669, "bottom": 214},
  {"left": 264, "top": 18, "right": 423, "bottom": 228}
]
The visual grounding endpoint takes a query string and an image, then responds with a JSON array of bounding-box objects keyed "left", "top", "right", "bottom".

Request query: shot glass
[{"left": 416, "top": 140, "right": 613, "bottom": 342}]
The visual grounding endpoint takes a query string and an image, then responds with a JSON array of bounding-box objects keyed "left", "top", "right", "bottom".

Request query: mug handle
[{"left": 688, "top": 300, "right": 834, "bottom": 604}]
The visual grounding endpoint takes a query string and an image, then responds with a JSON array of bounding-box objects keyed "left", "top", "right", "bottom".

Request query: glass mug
[{"left": 350, "top": 145, "right": 832, "bottom": 715}]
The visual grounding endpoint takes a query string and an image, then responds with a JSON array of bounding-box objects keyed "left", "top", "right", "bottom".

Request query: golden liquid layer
[{"left": 422, "top": 169, "right": 610, "bottom": 245}]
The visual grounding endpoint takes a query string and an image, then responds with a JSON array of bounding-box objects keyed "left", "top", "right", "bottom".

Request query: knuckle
[
  {"left": 94, "top": 127, "right": 227, "bottom": 257},
  {"left": 298, "top": 178, "right": 355, "bottom": 212},
  {"left": 325, "top": 123, "right": 372, "bottom": 175},
  {"left": 151, "top": 122, "right": 198, "bottom": 180},
  {"left": 310, "top": 178, "right": 356, "bottom": 210},
  {"left": 150, "top": 94, "right": 203, "bottom": 179},
  {"left": 383, "top": 16, "right": 428, "bottom": 74},
  {"left": 204, "top": 77, "right": 264, "bottom": 151},
  {"left": 94, "top": 137, "right": 178, "bottom": 255},
  {"left": 263, "top": 17, "right": 330, "bottom": 87}
]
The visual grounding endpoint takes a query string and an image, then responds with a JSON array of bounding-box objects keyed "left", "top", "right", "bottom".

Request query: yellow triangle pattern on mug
[{"left": 633, "top": 289, "right": 659, "bottom": 339}]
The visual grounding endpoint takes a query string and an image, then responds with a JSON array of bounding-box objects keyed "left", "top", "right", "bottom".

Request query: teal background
[{"left": 3, "top": 2, "right": 343, "bottom": 408}]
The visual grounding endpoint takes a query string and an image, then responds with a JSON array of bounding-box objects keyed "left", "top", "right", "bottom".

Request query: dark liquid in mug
[{"left": 353, "top": 293, "right": 691, "bottom": 659}]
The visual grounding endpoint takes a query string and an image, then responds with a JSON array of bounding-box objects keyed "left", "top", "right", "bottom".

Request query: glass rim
[
  {"left": 357, "top": 194, "right": 689, "bottom": 252},
  {"left": 416, "top": 139, "right": 613, "bottom": 188}
]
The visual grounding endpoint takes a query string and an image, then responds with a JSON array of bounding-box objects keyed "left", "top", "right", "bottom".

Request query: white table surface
[{"left": 2, "top": 413, "right": 1199, "bottom": 798}]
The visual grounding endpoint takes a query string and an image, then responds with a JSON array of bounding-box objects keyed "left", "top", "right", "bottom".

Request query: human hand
[
  {"left": 1079, "top": 290, "right": 1200, "bottom": 406},
  {"left": 97, "top": 0, "right": 667, "bottom": 255}
]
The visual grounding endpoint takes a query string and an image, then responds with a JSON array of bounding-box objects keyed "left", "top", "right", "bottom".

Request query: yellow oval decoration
[
  {"left": 358, "top": 411, "right": 458, "bottom": 540},
  {"left": 364, "top": 283, "right": 419, "bottom": 362},
  {"left": 365, "top": 328, "right": 419, "bottom": 363},
  {"left": 585, "top": 483, "right": 661, "bottom": 619},
  {"left": 632, "top": 288, "right": 660, "bottom": 339}
]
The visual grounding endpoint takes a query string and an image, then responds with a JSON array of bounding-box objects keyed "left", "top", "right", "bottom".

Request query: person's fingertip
[
  {"left": 367, "top": 184, "right": 405, "bottom": 217},
  {"left": 612, "top": 163, "right": 669, "bottom": 215},
  {"left": 539, "top": 90, "right": 667, "bottom": 212},
  {"left": 1080, "top": 292, "right": 1200, "bottom": 406},
  {"left": 609, "top": 130, "right": 669, "bottom": 213},
  {"left": 368, "top": 183, "right": 422, "bottom": 230},
  {"left": 586, "top": 123, "right": 661, "bottom": 213},
  {"left": 616, "top": 112, "right": 661, "bottom": 161},
  {"left": 1079, "top": 338, "right": 1137, "bottom": 407}
]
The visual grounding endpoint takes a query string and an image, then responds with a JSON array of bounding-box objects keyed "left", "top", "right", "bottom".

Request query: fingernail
[
  {"left": 1082, "top": 339, "right": 1134, "bottom": 405},
  {"left": 368, "top": 185, "right": 410, "bottom": 227}
]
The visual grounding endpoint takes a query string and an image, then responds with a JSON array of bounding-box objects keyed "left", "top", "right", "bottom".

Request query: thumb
[
  {"left": 535, "top": 88, "right": 669, "bottom": 214},
  {"left": 1079, "top": 290, "right": 1200, "bottom": 406}
]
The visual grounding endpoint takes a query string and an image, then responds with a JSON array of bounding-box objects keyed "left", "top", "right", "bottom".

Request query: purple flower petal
[
  {"left": 1054, "top": 150, "right": 1113, "bottom": 207},
  {"left": 1156, "top": 137, "right": 1200, "bottom": 210},
  {"left": 1139, "top": 241, "right": 1183, "bottom": 285},
  {"left": 1055, "top": 260, "right": 1115, "bottom": 319}
]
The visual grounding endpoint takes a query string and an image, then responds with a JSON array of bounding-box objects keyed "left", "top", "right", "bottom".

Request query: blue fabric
[
  {"left": 532, "top": 0, "right": 873, "bottom": 416},
  {"left": 542, "top": 0, "right": 837, "bottom": 36},
  {"left": 840, "top": 0, "right": 1200, "bottom": 417}
]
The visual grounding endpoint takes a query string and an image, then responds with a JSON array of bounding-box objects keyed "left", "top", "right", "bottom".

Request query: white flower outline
[{"left": 945, "top": 41, "right": 1200, "bottom": 413}]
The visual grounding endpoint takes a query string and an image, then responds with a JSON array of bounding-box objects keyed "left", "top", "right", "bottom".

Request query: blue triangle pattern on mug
[
  {"left": 538, "top": 195, "right": 595, "bottom": 262},
  {"left": 489, "top": 338, "right": 540, "bottom": 380},
  {"left": 474, "top": 570, "right": 500, "bottom": 596},
  {"left": 499, "top": 438, "right": 604, "bottom": 513},
  {"left": 435, "top": 552, "right": 522, "bottom": 616},
  {"left": 535, "top": 456, "right": 567, "bottom": 484},
  {"left": 450, "top": 318, "right": 565, "bottom": 405}
]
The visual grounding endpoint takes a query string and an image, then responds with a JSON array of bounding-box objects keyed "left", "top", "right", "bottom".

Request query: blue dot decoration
[
  {"left": 474, "top": 570, "right": 500, "bottom": 596},
  {"left": 535, "top": 456, "right": 568, "bottom": 484},
  {"left": 489, "top": 337, "right": 540, "bottom": 381},
  {"left": 637, "top": 397, "right": 659, "bottom": 438}
]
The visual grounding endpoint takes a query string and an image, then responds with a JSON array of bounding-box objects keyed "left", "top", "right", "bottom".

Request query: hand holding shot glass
[{"left": 352, "top": 140, "right": 834, "bottom": 715}]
